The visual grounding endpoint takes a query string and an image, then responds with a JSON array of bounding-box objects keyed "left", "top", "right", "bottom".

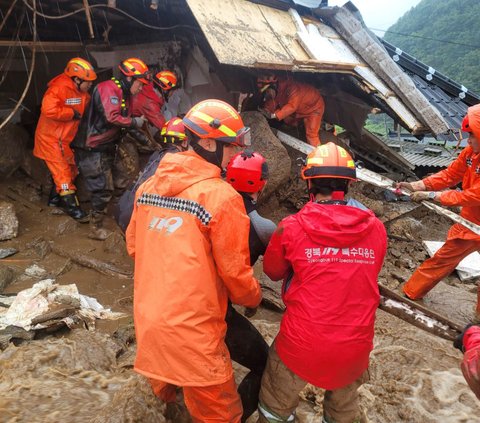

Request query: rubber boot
[
  {"left": 60, "top": 192, "right": 89, "bottom": 223},
  {"left": 88, "top": 211, "right": 110, "bottom": 240},
  {"left": 48, "top": 186, "right": 61, "bottom": 207}
]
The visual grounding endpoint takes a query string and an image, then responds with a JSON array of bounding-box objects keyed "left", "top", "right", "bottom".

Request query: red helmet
[
  {"left": 462, "top": 114, "right": 472, "bottom": 133},
  {"left": 301, "top": 142, "right": 356, "bottom": 181},
  {"left": 160, "top": 117, "right": 187, "bottom": 143},
  {"left": 154, "top": 70, "right": 177, "bottom": 91},
  {"left": 118, "top": 58, "right": 149, "bottom": 84},
  {"left": 64, "top": 57, "right": 97, "bottom": 81},
  {"left": 183, "top": 99, "right": 251, "bottom": 147},
  {"left": 226, "top": 150, "right": 268, "bottom": 193},
  {"left": 257, "top": 74, "right": 278, "bottom": 93}
]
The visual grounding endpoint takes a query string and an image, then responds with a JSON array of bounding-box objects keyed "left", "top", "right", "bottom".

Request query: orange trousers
[
  {"left": 403, "top": 237, "right": 480, "bottom": 300},
  {"left": 45, "top": 159, "right": 78, "bottom": 193},
  {"left": 304, "top": 114, "right": 322, "bottom": 147},
  {"left": 149, "top": 376, "right": 243, "bottom": 422}
]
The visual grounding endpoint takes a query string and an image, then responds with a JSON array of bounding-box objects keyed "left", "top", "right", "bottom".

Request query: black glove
[
  {"left": 454, "top": 323, "right": 474, "bottom": 352},
  {"left": 72, "top": 109, "right": 82, "bottom": 120}
]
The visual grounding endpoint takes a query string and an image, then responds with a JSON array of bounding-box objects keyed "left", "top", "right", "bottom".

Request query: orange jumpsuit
[
  {"left": 264, "top": 78, "right": 325, "bottom": 146},
  {"left": 403, "top": 106, "right": 480, "bottom": 299},
  {"left": 126, "top": 150, "right": 261, "bottom": 422},
  {"left": 34, "top": 73, "right": 90, "bottom": 193}
]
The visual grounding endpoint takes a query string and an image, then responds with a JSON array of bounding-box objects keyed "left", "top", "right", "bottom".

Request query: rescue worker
[
  {"left": 130, "top": 70, "right": 177, "bottom": 137},
  {"left": 73, "top": 57, "right": 149, "bottom": 240},
  {"left": 257, "top": 74, "right": 325, "bottom": 147},
  {"left": 399, "top": 104, "right": 480, "bottom": 303},
  {"left": 258, "top": 142, "right": 387, "bottom": 423},
  {"left": 115, "top": 117, "right": 188, "bottom": 232},
  {"left": 34, "top": 57, "right": 97, "bottom": 221},
  {"left": 126, "top": 99, "right": 261, "bottom": 422},
  {"left": 225, "top": 150, "right": 275, "bottom": 422},
  {"left": 454, "top": 323, "right": 480, "bottom": 400}
]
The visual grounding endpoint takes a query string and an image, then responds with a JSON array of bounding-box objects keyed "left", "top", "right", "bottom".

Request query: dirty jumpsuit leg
[
  {"left": 323, "top": 370, "right": 369, "bottom": 423},
  {"left": 183, "top": 376, "right": 243, "bottom": 423},
  {"left": 75, "top": 147, "right": 115, "bottom": 213},
  {"left": 304, "top": 113, "right": 323, "bottom": 147},
  {"left": 258, "top": 342, "right": 367, "bottom": 423},
  {"left": 403, "top": 237, "right": 480, "bottom": 300},
  {"left": 44, "top": 159, "right": 78, "bottom": 193},
  {"left": 225, "top": 303, "right": 269, "bottom": 422}
]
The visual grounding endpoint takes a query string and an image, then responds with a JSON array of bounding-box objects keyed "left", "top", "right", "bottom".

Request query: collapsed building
[{"left": 0, "top": 0, "right": 479, "bottom": 182}]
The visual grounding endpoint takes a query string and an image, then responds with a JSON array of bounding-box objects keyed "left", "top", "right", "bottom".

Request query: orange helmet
[
  {"left": 64, "top": 57, "right": 97, "bottom": 81},
  {"left": 226, "top": 150, "right": 268, "bottom": 193},
  {"left": 154, "top": 70, "right": 177, "bottom": 91},
  {"left": 118, "top": 58, "right": 149, "bottom": 84},
  {"left": 183, "top": 99, "right": 251, "bottom": 147},
  {"left": 160, "top": 117, "right": 187, "bottom": 143},
  {"left": 301, "top": 142, "right": 356, "bottom": 181},
  {"left": 257, "top": 74, "right": 278, "bottom": 93}
]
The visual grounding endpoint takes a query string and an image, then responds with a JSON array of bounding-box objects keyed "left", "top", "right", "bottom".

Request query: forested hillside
[{"left": 383, "top": 0, "right": 480, "bottom": 94}]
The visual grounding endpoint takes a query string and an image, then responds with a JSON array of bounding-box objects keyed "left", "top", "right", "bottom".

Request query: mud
[{"left": 0, "top": 151, "right": 479, "bottom": 421}]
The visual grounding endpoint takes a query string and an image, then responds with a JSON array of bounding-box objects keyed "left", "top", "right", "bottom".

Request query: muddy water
[{"left": 1, "top": 175, "right": 480, "bottom": 422}]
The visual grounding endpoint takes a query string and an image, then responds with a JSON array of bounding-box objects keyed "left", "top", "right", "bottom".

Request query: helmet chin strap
[{"left": 192, "top": 141, "right": 224, "bottom": 169}]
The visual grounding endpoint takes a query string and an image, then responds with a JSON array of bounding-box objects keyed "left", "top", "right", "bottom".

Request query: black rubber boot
[
  {"left": 60, "top": 193, "right": 89, "bottom": 223},
  {"left": 48, "top": 186, "right": 61, "bottom": 207}
]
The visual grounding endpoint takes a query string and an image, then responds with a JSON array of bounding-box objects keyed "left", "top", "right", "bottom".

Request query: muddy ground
[{"left": 0, "top": 155, "right": 479, "bottom": 422}]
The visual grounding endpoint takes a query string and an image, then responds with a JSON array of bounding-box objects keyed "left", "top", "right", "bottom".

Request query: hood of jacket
[
  {"left": 296, "top": 201, "right": 378, "bottom": 248},
  {"left": 152, "top": 150, "right": 220, "bottom": 197},
  {"left": 468, "top": 104, "right": 480, "bottom": 140},
  {"left": 47, "top": 73, "right": 78, "bottom": 92}
]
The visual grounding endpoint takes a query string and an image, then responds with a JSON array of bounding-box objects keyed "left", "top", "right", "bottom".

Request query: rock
[
  {"left": 0, "top": 265, "right": 14, "bottom": 292},
  {"left": 103, "top": 231, "right": 128, "bottom": 257},
  {"left": 0, "top": 248, "right": 17, "bottom": 259},
  {"left": 26, "top": 237, "right": 51, "bottom": 259},
  {"left": 241, "top": 112, "right": 291, "bottom": 201},
  {"left": 24, "top": 264, "right": 47, "bottom": 278},
  {"left": 0, "top": 202, "right": 18, "bottom": 241},
  {"left": 55, "top": 217, "right": 80, "bottom": 236},
  {"left": 0, "top": 123, "right": 29, "bottom": 178}
]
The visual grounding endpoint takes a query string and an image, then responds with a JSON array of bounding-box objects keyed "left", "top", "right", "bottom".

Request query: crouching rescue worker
[
  {"left": 225, "top": 150, "right": 276, "bottom": 422},
  {"left": 257, "top": 74, "right": 325, "bottom": 147},
  {"left": 399, "top": 104, "right": 480, "bottom": 303},
  {"left": 34, "top": 57, "right": 97, "bottom": 221},
  {"left": 73, "top": 57, "right": 149, "bottom": 240},
  {"left": 454, "top": 324, "right": 480, "bottom": 400},
  {"left": 258, "top": 142, "right": 387, "bottom": 423},
  {"left": 126, "top": 99, "right": 262, "bottom": 422},
  {"left": 115, "top": 117, "right": 188, "bottom": 232}
]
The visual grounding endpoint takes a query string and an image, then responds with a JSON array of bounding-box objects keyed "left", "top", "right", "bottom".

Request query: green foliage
[{"left": 383, "top": 0, "right": 480, "bottom": 94}]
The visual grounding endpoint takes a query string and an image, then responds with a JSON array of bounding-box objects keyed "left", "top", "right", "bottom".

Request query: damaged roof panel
[{"left": 186, "top": 0, "right": 449, "bottom": 138}]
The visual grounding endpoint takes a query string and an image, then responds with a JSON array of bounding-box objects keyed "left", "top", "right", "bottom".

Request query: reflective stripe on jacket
[
  {"left": 126, "top": 150, "right": 261, "bottom": 386},
  {"left": 263, "top": 201, "right": 387, "bottom": 390},
  {"left": 34, "top": 73, "right": 90, "bottom": 164}
]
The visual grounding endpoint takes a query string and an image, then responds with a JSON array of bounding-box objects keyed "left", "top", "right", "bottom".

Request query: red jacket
[
  {"left": 130, "top": 83, "right": 165, "bottom": 131},
  {"left": 424, "top": 145, "right": 480, "bottom": 241},
  {"left": 34, "top": 73, "right": 90, "bottom": 164},
  {"left": 264, "top": 78, "right": 325, "bottom": 120},
  {"left": 264, "top": 200, "right": 387, "bottom": 389},
  {"left": 85, "top": 79, "right": 134, "bottom": 148}
]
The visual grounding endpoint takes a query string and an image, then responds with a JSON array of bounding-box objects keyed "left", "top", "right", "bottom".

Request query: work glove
[
  {"left": 454, "top": 324, "right": 474, "bottom": 352},
  {"left": 258, "top": 108, "right": 275, "bottom": 120},
  {"left": 411, "top": 191, "right": 436, "bottom": 202},
  {"left": 131, "top": 116, "right": 146, "bottom": 128},
  {"left": 72, "top": 109, "right": 82, "bottom": 120},
  {"left": 244, "top": 307, "right": 258, "bottom": 318}
]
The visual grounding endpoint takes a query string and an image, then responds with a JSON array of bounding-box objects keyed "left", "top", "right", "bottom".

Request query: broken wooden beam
[{"left": 50, "top": 244, "right": 133, "bottom": 279}]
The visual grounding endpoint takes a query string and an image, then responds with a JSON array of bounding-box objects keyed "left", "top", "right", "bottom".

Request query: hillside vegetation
[{"left": 383, "top": 0, "right": 480, "bottom": 94}]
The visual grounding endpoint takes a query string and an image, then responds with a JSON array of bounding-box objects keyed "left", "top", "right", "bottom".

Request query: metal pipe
[{"left": 83, "top": 0, "right": 94, "bottom": 39}]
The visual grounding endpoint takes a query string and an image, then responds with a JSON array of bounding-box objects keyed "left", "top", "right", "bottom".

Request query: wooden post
[{"left": 83, "top": 0, "right": 94, "bottom": 39}]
